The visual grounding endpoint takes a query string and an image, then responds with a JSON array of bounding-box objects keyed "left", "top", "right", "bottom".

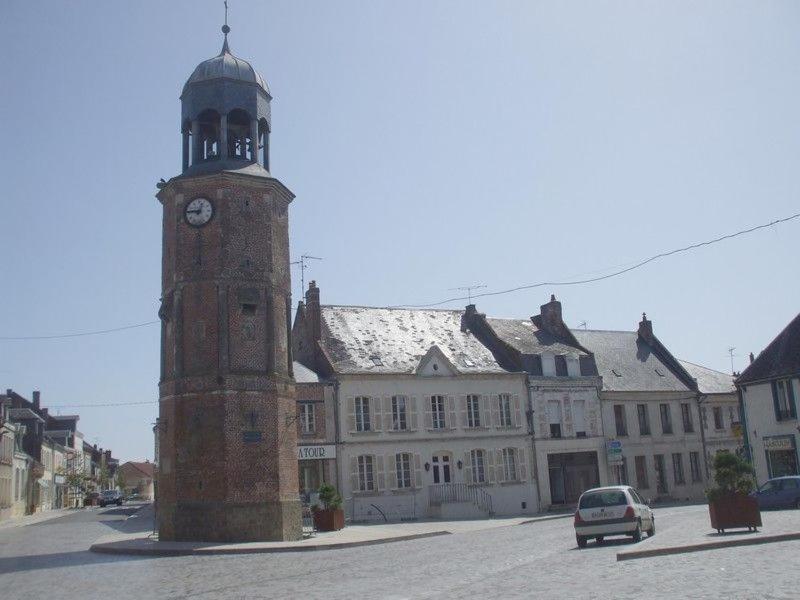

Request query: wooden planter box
[
  {"left": 312, "top": 508, "right": 345, "bottom": 531},
  {"left": 709, "top": 494, "right": 762, "bottom": 533}
]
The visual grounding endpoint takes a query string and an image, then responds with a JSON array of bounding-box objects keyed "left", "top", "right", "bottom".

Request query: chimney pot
[
  {"left": 538, "top": 295, "right": 565, "bottom": 336},
  {"left": 749, "top": 352, "right": 755, "bottom": 364},
  {"left": 32, "top": 391, "right": 41, "bottom": 410},
  {"left": 638, "top": 313, "right": 654, "bottom": 342}
]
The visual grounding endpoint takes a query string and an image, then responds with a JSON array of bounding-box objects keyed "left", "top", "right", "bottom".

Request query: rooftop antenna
[
  {"left": 728, "top": 347, "right": 736, "bottom": 375},
  {"left": 448, "top": 284, "right": 487, "bottom": 305},
  {"left": 291, "top": 255, "right": 323, "bottom": 295},
  {"left": 579, "top": 321, "right": 588, "bottom": 330}
]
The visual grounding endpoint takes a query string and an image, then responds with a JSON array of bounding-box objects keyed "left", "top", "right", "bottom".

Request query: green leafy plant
[
  {"left": 706, "top": 451, "right": 755, "bottom": 503},
  {"left": 317, "top": 483, "right": 342, "bottom": 510}
]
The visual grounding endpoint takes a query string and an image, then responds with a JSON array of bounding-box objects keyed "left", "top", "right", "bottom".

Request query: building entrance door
[
  {"left": 547, "top": 452, "right": 600, "bottom": 505},
  {"left": 432, "top": 453, "right": 452, "bottom": 484}
]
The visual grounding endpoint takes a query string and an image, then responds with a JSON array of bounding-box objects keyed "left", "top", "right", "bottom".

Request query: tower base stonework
[{"left": 158, "top": 379, "right": 302, "bottom": 542}]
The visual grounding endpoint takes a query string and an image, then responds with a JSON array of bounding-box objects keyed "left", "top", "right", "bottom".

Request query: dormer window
[
  {"left": 370, "top": 357, "right": 383, "bottom": 367},
  {"left": 655, "top": 368, "right": 665, "bottom": 377},
  {"left": 612, "top": 369, "right": 622, "bottom": 377}
]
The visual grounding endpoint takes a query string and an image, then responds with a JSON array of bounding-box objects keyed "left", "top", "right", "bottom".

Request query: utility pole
[
  {"left": 448, "top": 284, "right": 487, "bottom": 305},
  {"left": 291, "top": 255, "right": 322, "bottom": 296}
]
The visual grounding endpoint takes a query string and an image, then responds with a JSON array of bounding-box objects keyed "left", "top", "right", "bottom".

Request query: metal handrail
[{"left": 429, "top": 483, "right": 493, "bottom": 515}]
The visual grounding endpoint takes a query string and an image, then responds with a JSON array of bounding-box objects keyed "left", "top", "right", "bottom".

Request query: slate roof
[
  {"left": 293, "top": 361, "right": 321, "bottom": 384},
  {"left": 486, "top": 318, "right": 588, "bottom": 356},
  {"left": 122, "top": 461, "right": 155, "bottom": 479},
  {"left": 571, "top": 329, "right": 691, "bottom": 392},
  {"left": 679, "top": 360, "right": 735, "bottom": 395},
  {"left": 319, "top": 306, "right": 507, "bottom": 374},
  {"left": 737, "top": 312, "right": 800, "bottom": 385},
  {"left": 184, "top": 38, "right": 269, "bottom": 95}
]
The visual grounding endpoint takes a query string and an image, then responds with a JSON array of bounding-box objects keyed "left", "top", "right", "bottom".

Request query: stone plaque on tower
[{"left": 155, "top": 21, "right": 301, "bottom": 542}]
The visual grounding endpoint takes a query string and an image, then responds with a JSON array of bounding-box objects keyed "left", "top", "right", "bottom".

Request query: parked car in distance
[
  {"left": 751, "top": 476, "right": 800, "bottom": 510},
  {"left": 574, "top": 485, "right": 655, "bottom": 548},
  {"left": 98, "top": 490, "right": 124, "bottom": 507}
]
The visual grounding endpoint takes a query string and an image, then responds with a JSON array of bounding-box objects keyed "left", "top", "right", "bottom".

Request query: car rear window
[{"left": 579, "top": 490, "right": 628, "bottom": 509}]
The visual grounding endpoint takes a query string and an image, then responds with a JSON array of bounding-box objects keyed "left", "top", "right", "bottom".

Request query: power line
[
  {"left": 1, "top": 211, "right": 797, "bottom": 339},
  {"left": 47, "top": 400, "right": 158, "bottom": 408},
  {"left": 391, "top": 211, "right": 800, "bottom": 308},
  {"left": 0, "top": 320, "right": 158, "bottom": 341}
]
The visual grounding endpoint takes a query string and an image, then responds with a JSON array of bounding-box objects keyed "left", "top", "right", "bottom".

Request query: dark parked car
[
  {"left": 751, "top": 476, "right": 800, "bottom": 509},
  {"left": 98, "top": 490, "right": 124, "bottom": 507}
]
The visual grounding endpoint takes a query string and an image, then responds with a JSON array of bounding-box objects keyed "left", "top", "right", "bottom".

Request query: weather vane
[{"left": 223, "top": 1, "right": 230, "bottom": 36}]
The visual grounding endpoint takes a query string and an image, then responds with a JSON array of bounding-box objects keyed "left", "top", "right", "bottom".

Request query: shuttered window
[
  {"left": 672, "top": 453, "right": 685, "bottom": 485},
  {"left": 357, "top": 455, "right": 374, "bottom": 491},
  {"left": 470, "top": 449, "right": 486, "bottom": 484},
  {"left": 772, "top": 379, "right": 797, "bottom": 421},
  {"left": 502, "top": 448, "right": 517, "bottom": 482},
  {"left": 395, "top": 453, "right": 412, "bottom": 488},
  {"left": 355, "top": 397, "right": 371, "bottom": 432},
  {"left": 467, "top": 395, "right": 481, "bottom": 428},
  {"left": 681, "top": 403, "right": 693, "bottom": 433},
  {"left": 689, "top": 452, "right": 702, "bottom": 482},
  {"left": 299, "top": 403, "right": 315, "bottom": 434},
  {"left": 391, "top": 396, "right": 408, "bottom": 431},
  {"left": 498, "top": 394, "right": 513, "bottom": 427},
  {"left": 431, "top": 396, "right": 446, "bottom": 429},
  {"left": 637, "top": 404, "right": 650, "bottom": 435},
  {"left": 659, "top": 404, "right": 673, "bottom": 434},
  {"left": 635, "top": 455, "right": 649, "bottom": 489}
]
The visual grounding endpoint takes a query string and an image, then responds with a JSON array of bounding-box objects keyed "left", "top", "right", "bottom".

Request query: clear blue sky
[{"left": 1, "top": 1, "right": 798, "bottom": 462}]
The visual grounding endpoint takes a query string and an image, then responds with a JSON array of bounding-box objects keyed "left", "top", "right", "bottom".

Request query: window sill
[{"left": 499, "top": 480, "right": 525, "bottom": 486}]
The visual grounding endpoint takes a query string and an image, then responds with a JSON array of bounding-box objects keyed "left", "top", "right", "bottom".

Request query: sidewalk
[
  {"left": 617, "top": 506, "right": 800, "bottom": 561},
  {"left": 0, "top": 507, "right": 80, "bottom": 530},
  {"left": 90, "top": 512, "right": 571, "bottom": 556}
]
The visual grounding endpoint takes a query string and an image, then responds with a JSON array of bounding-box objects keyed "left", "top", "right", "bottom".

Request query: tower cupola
[{"left": 180, "top": 23, "right": 272, "bottom": 176}]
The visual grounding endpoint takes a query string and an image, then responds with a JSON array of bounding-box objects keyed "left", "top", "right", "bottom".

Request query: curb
[
  {"left": 616, "top": 531, "right": 800, "bottom": 561},
  {"left": 518, "top": 514, "right": 574, "bottom": 526},
  {"left": 90, "top": 530, "right": 451, "bottom": 556}
]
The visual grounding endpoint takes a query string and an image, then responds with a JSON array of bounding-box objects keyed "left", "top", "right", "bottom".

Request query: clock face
[{"left": 185, "top": 197, "right": 213, "bottom": 227}]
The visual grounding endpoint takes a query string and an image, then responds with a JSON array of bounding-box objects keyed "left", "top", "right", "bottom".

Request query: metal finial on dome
[{"left": 220, "top": 1, "right": 231, "bottom": 54}]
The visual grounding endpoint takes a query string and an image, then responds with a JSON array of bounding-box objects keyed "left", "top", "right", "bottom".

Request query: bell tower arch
[{"left": 155, "top": 21, "right": 300, "bottom": 542}]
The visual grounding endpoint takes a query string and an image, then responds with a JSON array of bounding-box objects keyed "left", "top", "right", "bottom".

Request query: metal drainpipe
[
  {"left": 697, "top": 392, "right": 710, "bottom": 480},
  {"left": 527, "top": 382, "right": 542, "bottom": 512},
  {"left": 332, "top": 379, "right": 342, "bottom": 503}
]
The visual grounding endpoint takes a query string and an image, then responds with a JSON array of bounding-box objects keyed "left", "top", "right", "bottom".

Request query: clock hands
[{"left": 187, "top": 208, "right": 202, "bottom": 214}]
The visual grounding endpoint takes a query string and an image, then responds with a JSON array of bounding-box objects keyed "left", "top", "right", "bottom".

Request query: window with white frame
[
  {"left": 391, "top": 396, "right": 408, "bottom": 431},
  {"left": 498, "top": 394, "right": 513, "bottom": 427},
  {"left": 355, "top": 397, "right": 371, "bottom": 432},
  {"left": 395, "top": 452, "right": 412, "bottom": 488},
  {"left": 299, "top": 403, "right": 315, "bottom": 434},
  {"left": 431, "top": 395, "right": 446, "bottom": 430},
  {"left": 470, "top": 449, "right": 486, "bottom": 483},
  {"left": 467, "top": 395, "right": 481, "bottom": 428},
  {"left": 357, "top": 455, "right": 375, "bottom": 491},
  {"left": 502, "top": 448, "right": 517, "bottom": 481}
]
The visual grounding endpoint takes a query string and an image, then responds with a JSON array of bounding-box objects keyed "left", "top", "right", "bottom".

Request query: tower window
[
  {"left": 241, "top": 303, "right": 257, "bottom": 316},
  {"left": 196, "top": 109, "right": 221, "bottom": 162},
  {"left": 227, "top": 109, "right": 254, "bottom": 161}
]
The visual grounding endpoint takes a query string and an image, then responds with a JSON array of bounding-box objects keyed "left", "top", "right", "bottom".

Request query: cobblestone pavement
[{"left": 1, "top": 504, "right": 798, "bottom": 600}]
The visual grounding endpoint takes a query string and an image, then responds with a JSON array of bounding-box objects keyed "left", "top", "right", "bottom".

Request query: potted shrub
[
  {"left": 312, "top": 484, "right": 345, "bottom": 531},
  {"left": 707, "top": 452, "right": 761, "bottom": 533}
]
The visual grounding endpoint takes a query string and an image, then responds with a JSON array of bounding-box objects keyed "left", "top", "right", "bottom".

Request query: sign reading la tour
[{"left": 297, "top": 445, "right": 336, "bottom": 460}]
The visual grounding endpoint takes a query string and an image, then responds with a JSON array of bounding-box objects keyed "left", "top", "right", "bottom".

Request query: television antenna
[
  {"left": 448, "top": 284, "right": 487, "bottom": 305},
  {"left": 291, "top": 254, "right": 322, "bottom": 295}
]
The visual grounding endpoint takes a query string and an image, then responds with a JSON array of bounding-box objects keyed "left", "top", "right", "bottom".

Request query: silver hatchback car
[{"left": 574, "top": 485, "right": 655, "bottom": 548}]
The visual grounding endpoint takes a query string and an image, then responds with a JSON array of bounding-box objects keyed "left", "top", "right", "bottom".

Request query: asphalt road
[{"left": 0, "top": 504, "right": 797, "bottom": 599}]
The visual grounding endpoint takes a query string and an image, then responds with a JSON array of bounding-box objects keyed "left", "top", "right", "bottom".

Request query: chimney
[
  {"left": 305, "top": 281, "right": 322, "bottom": 342},
  {"left": 93, "top": 443, "right": 98, "bottom": 451},
  {"left": 461, "top": 304, "right": 478, "bottom": 333},
  {"left": 638, "top": 313, "right": 654, "bottom": 343},
  {"left": 41, "top": 408, "right": 49, "bottom": 419},
  {"left": 32, "top": 391, "right": 41, "bottom": 410},
  {"left": 538, "top": 294, "right": 566, "bottom": 336},
  {"left": 749, "top": 352, "right": 755, "bottom": 364}
]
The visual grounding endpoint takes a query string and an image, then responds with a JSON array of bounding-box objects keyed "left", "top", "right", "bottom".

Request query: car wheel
[
  {"left": 647, "top": 519, "right": 656, "bottom": 537},
  {"left": 795, "top": 498, "right": 800, "bottom": 510},
  {"left": 595, "top": 536, "right": 604, "bottom": 544},
  {"left": 576, "top": 535, "right": 587, "bottom": 549},
  {"left": 632, "top": 522, "right": 642, "bottom": 543}
]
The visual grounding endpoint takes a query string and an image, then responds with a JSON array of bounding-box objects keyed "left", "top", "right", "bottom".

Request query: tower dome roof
[{"left": 183, "top": 38, "right": 269, "bottom": 96}]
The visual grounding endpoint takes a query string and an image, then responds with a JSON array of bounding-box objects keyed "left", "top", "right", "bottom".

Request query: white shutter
[
  {"left": 373, "top": 397, "right": 383, "bottom": 432},
  {"left": 409, "top": 396, "right": 418, "bottom": 430},
  {"left": 350, "top": 456, "right": 359, "bottom": 492},
  {"left": 414, "top": 453, "right": 423, "bottom": 488},
  {"left": 494, "top": 448, "right": 504, "bottom": 483},
  {"left": 375, "top": 455, "right": 385, "bottom": 491},
  {"left": 459, "top": 395, "right": 468, "bottom": 428},
  {"left": 424, "top": 396, "right": 433, "bottom": 429},
  {"left": 386, "top": 453, "right": 398, "bottom": 490},
  {"left": 447, "top": 395, "right": 457, "bottom": 430},
  {"left": 518, "top": 447, "right": 528, "bottom": 482},
  {"left": 383, "top": 397, "right": 393, "bottom": 431},
  {"left": 513, "top": 394, "right": 522, "bottom": 428},
  {"left": 464, "top": 451, "right": 473, "bottom": 484},
  {"left": 481, "top": 395, "right": 491, "bottom": 429},
  {"left": 347, "top": 397, "right": 356, "bottom": 433},
  {"left": 490, "top": 395, "right": 500, "bottom": 428}
]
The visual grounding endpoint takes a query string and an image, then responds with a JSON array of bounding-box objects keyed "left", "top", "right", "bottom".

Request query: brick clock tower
[{"left": 155, "top": 24, "right": 301, "bottom": 542}]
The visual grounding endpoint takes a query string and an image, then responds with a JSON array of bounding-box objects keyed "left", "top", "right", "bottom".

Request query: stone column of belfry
[{"left": 155, "top": 26, "right": 301, "bottom": 543}]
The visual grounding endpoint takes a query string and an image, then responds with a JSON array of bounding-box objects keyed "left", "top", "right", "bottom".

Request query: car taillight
[
  {"left": 624, "top": 506, "right": 635, "bottom": 519},
  {"left": 574, "top": 511, "right": 584, "bottom": 525}
]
